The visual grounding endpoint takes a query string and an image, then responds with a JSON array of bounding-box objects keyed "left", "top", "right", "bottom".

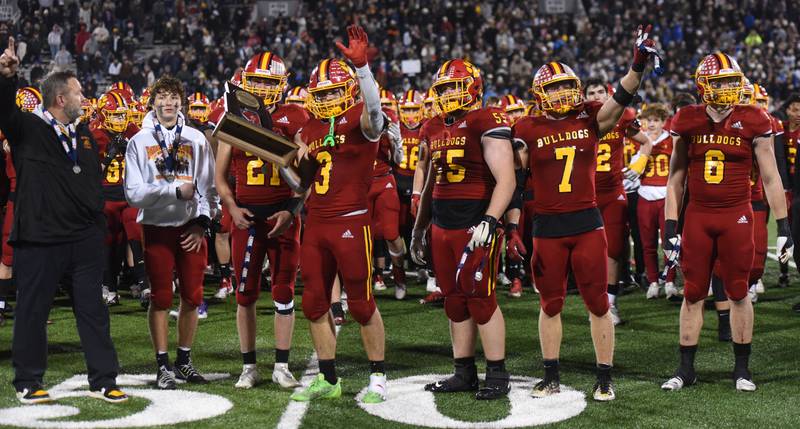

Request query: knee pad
[
  {"left": 301, "top": 298, "right": 329, "bottom": 322},
  {"left": 274, "top": 300, "right": 294, "bottom": 315},
  {"left": 347, "top": 298, "right": 377, "bottom": 325},
  {"left": 683, "top": 282, "right": 707, "bottom": 304},
  {"left": 583, "top": 290, "right": 610, "bottom": 317},
  {"left": 444, "top": 295, "right": 470, "bottom": 323},
  {"left": 150, "top": 288, "right": 173, "bottom": 310},
  {"left": 183, "top": 287, "right": 203, "bottom": 308},
  {"left": 725, "top": 281, "right": 748, "bottom": 302},
  {"left": 271, "top": 282, "right": 295, "bottom": 305},
  {"left": 467, "top": 295, "right": 498, "bottom": 325}
]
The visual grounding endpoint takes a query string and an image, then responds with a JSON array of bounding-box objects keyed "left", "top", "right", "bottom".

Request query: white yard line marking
[
  {"left": 766, "top": 251, "right": 797, "bottom": 268},
  {"left": 276, "top": 353, "right": 319, "bottom": 429}
]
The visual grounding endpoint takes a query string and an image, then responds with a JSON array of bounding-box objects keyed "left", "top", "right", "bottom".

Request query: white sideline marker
[{"left": 276, "top": 353, "right": 319, "bottom": 429}]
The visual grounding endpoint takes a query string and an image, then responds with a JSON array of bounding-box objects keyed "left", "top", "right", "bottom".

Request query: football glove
[
  {"left": 777, "top": 217, "right": 794, "bottom": 264},
  {"left": 467, "top": 215, "right": 497, "bottom": 251},
  {"left": 410, "top": 227, "right": 427, "bottom": 266},
  {"left": 631, "top": 24, "right": 664, "bottom": 75},
  {"left": 387, "top": 121, "right": 405, "bottom": 164},
  {"left": 335, "top": 25, "right": 369, "bottom": 68},
  {"left": 505, "top": 223, "right": 526, "bottom": 262},
  {"left": 663, "top": 219, "right": 681, "bottom": 267}
]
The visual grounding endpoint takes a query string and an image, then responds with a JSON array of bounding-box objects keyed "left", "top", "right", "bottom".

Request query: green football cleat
[
  {"left": 361, "top": 390, "right": 386, "bottom": 404},
  {"left": 290, "top": 374, "right": 342, "bottom": 402}
]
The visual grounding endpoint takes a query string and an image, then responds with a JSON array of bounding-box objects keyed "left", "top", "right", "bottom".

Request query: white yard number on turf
[
  {"left": 0, "top": 374, "right": 232, "bottom": 428},
  {"left": 357, "top": 374, "right": 587, "bottom": 428}
]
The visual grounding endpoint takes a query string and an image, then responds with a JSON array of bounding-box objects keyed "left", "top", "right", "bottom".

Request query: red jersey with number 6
[
  {"left": 230, "top": 103, "right": 308, "bottom": 205},
  {"left": 670, "top": 104, "right": 772, "bottom": 208},
  {"left": 596, "top": 107, "right": 637, "bottom": 194},
  {"left": 301, "top": 102, "right": 379, "bottom": 218},
  {"left": 513, "top": 101, "right": 603, "bottom": 215},
  {"left": 422, "top": 107, "right": 510, "bottom": 200},
  {"left": 395, "top": 122, "right": 422, "bottom": 177}
]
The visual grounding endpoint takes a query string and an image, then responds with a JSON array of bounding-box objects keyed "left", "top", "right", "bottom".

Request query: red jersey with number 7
[
  {"left": 669, "top": 104, "right": 772, "bottom": 208},
  {"left": 513, "top": 101, "right": 603, "bottom": 215},
  {"left": 421, "top": 107, "right": 510, "bottom": 201},
  {"left": 301, "top": 102, "right": 379, "bottom": 218}
]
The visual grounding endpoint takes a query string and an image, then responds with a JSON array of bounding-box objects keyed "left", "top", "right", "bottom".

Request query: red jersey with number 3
[
  {"left": 373, "top": 108, "right": 399, "bottom": 177},
  {"left": 596, "top": 107, "right": 637, "bottom": 194},
  {"left": 513, "top": 101, "right": 603, "bottom": 215},
  {"left": 230, "top": 103, "right": 308, "bottom": 205},
  {"left": 395, "top": 122, "right": 422, "bottom": 177},
  {"left": 640, "top": 131, "right": 672, "bottom": 187},
  {"left": 422, "top": 107, "right": 510, "bottom": 200},
  {"left": 670, "top": 104, "right": 772, "bottom": 208},
  {"left": 301, "top": 102, "right": 379, "bottom": 218}
]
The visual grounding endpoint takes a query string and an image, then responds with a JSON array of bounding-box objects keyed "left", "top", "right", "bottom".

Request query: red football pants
[
  {"left": 430, "top": 224, "right": 501, "bottom": 325},
  {"left": 143, "top": 223, "right": 207, "bottom": 310},
  {"left": 368, "top": 175, "right": 400, "bottom": 241},
  {"left": 597, "top": 190, "right": 628, "bottom": 261},
  {"left": 637, "top": 197, "right": 675, "bottom": 283},
  {"left": 749, "top": 208, "right": 768, "bottom": 284},
  {"left": 532, "top": 228, "right": 609, "bottom": 317},
  {"left": 681, "top": 203, "right": 754, "bottom": 303},
  {"left": 300, "top": 214, "right": 376, "bottom": 325},
  {"left": 232, "top": 216, "right": 300, "bottom": 307},
  {"left": 2, "top": 200, "right": 13, "bottom": 266}
]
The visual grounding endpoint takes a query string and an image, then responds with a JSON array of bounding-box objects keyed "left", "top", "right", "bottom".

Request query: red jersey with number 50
[
  {"left": 670, "top": 104, "right": 772, "bottom": 208},
  {"left": 513, "top": 101, "right": 603, "bottom": 215},
  {"left": 422, "top": 107, "right": 510, "bottom": 200},
  {"left": 301, "top": 102, "right": 379, "bottom": 218},
  {"left": 596, "top": 107, "right": 637, "bottom": 194},
  {"left": 373, "top": 108, "right": 399, "bottom": 177},
  {"left": 230, "top": 103, "right": 308, "bottom": 205},
  {"left": 395, "top": 122, "right": 422, "bottom": 177},
  {"left": 640, "top": 132, "right": 672, "bottom": 187}
]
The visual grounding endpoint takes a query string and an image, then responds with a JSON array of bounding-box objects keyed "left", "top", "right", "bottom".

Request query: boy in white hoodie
[{"left": 124, "top": 76, "right": 218, "bottom": 390}]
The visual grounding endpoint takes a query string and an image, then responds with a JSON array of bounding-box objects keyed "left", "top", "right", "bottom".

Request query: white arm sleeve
[{"left": 356, "top": 64, "right": 384, "bottom": 139}]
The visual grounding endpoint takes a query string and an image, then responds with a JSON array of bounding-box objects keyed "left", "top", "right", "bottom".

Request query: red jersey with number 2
[{"left": 596, "top": 107, "right": 637, "bottom": 193}]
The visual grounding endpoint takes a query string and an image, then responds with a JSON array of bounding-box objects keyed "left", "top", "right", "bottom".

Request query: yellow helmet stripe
[
  {"left": 110, "top": 91, "right": 124, "bottom": 108},
  {"left": 260, "top": 52, "right": 272, "bottom": 72},
  {"left": 319, "top": 59, "right": 330, "bottom": 82},
  {"left": 440, "top": 60, "right": 452, "bottom": 78},
  {"left": 550, "top": 62, "right": 563, "bottom": 75},
  {"left": 717, "top": 53, "right": 730, "bottom": 70}
]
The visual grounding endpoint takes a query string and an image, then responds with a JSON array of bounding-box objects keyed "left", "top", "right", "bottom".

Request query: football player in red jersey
[
  {"left": 91, "top": 90, "right": 144, "bottom": 306},
  {"left": 213, "top": 51, "right": 307, "bottom": 390},
  {"left": 285, "top": 86, "right": 307, "bottom": 108},
  {"left": 368, "top": 88, "right": 407, "bottom": 298},
  {"left": 661, "top": 53, "right": 792, "bottom": 392},
  {"left": 290, "top": 25, "right": 388, "bottom": 403},
  {"left": 186, "top": 92, "right": 211, "bottom": 128},
  {"left": 583, "top": 79, "right": 652, "bottom": 321},
  {"left": 410, "top": 59, "right": 515, "bottom": 401},
  {"left": 509, "top": 25, "right": 660, "bottom": 401},
  {"left": 395, "top": 90, "right": 425, "bottom": 275},
  {"left": 785, "top": 95, "right": 800, "bottom": 293}
]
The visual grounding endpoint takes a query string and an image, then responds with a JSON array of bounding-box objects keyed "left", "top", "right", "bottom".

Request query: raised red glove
[
  {"left": 410, "top": 193, "right": 420, "bottom": 217},
  {"left": 631, "top": 24, "right": 655, "bottom": 72},
  {"left": 506, "top": 224, "right": 526, "bottom": 262},
  {"left": 335, "top": 25, "right": 369, "bottom": 68}
]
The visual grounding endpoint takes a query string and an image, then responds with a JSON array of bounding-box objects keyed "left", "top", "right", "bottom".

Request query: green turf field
[{"left": 1, "top": 252, "right": 799, "bottom": 428}]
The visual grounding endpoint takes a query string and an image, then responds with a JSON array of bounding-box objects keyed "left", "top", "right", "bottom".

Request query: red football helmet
[
  {"left": 128, "top": 99, "right": 146, "bottom": 127},
  {"left": 242, "top": 52, "right": 288, "bottom": 106},
  {"left": 380, "top": 89, "right": 397, "bottom": 112},
  {"left": 187, "top": 92, "right": 211, "bottom": 123},
  {"left": 531, "top": 62, "right": 582, "bottom": 114},
  {"left": 695, "top": 53, "right": 744, "bottom": 107},
  {"left": 423, "top": 87, "right": 438, "bottom": 119},
  {"left": 753, "top": 83, "right": 769, "bottom": 109},
  {"left": 398, "top": 89, "right": 425, "bottom": 127},
  {"left": 431, "top": 59, "right": 483, "bottom": 114},
  {"left": 107, "top": 81, "right": 134, "bottom": 97},
  {"left": 97, "top": 91, "right": 130, "bottom": 133},
  {"left": 741, "top": 77, "right": 755, "bottom": 105},
  {"left": 307, "top": 58, "right": 358, "bottom": 119},
  {"left": 80, "top": 97, "right": 95, "bottom": 123},
  {"left": 15, "top": 87, "right": 42, "bottom": 112},
  {"left": 140, "top": 87, "right": 151, "bottom": 107},
  {"left": 285, "top": 86, "right": 307, "bottom": 106},
  {"left": 499, "top": 94, "right": 526, "bottom": 124}
]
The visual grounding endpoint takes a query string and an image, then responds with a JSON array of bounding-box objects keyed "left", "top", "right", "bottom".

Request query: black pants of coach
[{"left": 11, "top": 229, "right": 119, "bottom": 391}]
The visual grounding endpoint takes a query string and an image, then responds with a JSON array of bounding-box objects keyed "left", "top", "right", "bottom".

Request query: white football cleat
[
  {"left": 749, "top": 285, "right": 758, "bottom": 303},
  {"left": 373, "top": 275, "right": 387, "bottom": 291},
  {"left": 426, "top": 277, "right": 440, "bottom": 293},
  {"left": 646, "top": 282, "right": 660, "bottom": 299},
  {"left": 235, "top": 364, "right": 259, "bottom": 389},
  {"left": 661, "top": 375, "right": 693, "bottom": 391},
  {"left": 755, "top": 279, "right": 765, "bottom": 294},
  {"left": 664, "top": 282, "right": 679, "bottom": 299},
  {"left": 272, "top": 363, "right": 301, "bottom": 388},
  {"left": 497, "top": 273, "right": 511, "bottom": 286},
  {"left": 395, "top": 284, "right": 407, "bottom": 300},
  {"left": 101, "top": 285, "right": 110, "bottom": 300},
  {"left": 735, "top": 377, "right": 756, "bottom": 392},
  {"left": 362, "top": 372, "right": 387, "bottom": 403},
  {"left": 609, "top": 305, "right": 622, "bottom": 326}
]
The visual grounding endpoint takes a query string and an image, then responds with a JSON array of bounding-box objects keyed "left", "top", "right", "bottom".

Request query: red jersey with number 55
[
  {"left": 301, "top": 102, "right": 379, "bottom": 218},
  {"left": 670, "top": 104, "right": 772, "bottom": 208},
  {"left": 395, "top": 122, "right": 422, "bottom": 177},
  {"left": 513, "top": 101, "right": 603, "bottom": 215},
  {"left": 596, "top": 107, "right": 637, "bottom": 194},
  {"left": 231, "top": 103, "right": 308, "bottom": 205},
  {"left": 422, "top": 107, "right": 510, "bottom": 200}
]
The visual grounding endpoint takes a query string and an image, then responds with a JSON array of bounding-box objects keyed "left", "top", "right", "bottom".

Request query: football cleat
[
  {"left": 169, "top": 309, "right": 179, "bottom": 319},
  {"left": 290, "top": 374, "right": 342, "bottom": 401},
  {"left": 105, "top": 291, "right": 119, "bottom": 306},
  {"left": 530, "top": 377, "right": 560, "bottom": 398},
  {"left": 156, "top": 365, "right": 177, "bottom": 390},
  {"left": 214, "top": 277, "right": 233, "bottom": 300},
  {"left": 16, "top": 385, "right": 52, "bottom": 405},
  {"left": 755, "top": 279, "right": 765, "bottom": 294},
  {"left": 272, "top": 363, "right": 301, "bottom": 388},
  {"left": 130, "top": 282, "right": 143, "bottom": 299},
  {"left": 661, "top": 374, "right": 696, "bottom": 391},
  {"left": 592, "top": 380, "right": 616, "bottom": 401},
  {"left": 793, "top": 302, "right": 800, "bottom": 313},
  {"left": 664, "top": 282, "right": 678, "bottom": 299},
  {"left": 140, "top": 288, "right": 151, "bottom": 309},
  {"left": 646, "top": 282, "right": 660, "bottom": 299},
  {"left": 748, "top": 285, "right": 758, "bottom": 303},
  {"left": 735, "top": 377, "right": 757, "bottom": 392},
  {"left": 509, "top": 278, "right": 523, "bottom": 298},
  {"left": 101, "top": 285, "right": 110, "bottom": 301},
  {"left": 609, "top": 305, "right": 622, "bottom": 326},
  {"left": 476, "top": 371, "right": 510, "bottom": 400},
  {"left": 197, "top": 301, "right": 208, "bottom": 319},
  {"left": 235, "top": 364, "right": 259, "bottom": 389},
  {"left": 174, "top": 360, "right": 208, "bottom": 384},
  {"left": 426, "top": 276, "right": 440, "bottom": 293},
  {"left": 394, "top": 284, "right": 407, "bottom": 300},
  {"left": 497, "top": 272, "right": 511, "bottom": 286},
  {"left": 361, "top": 373, "right": 387, "bottom": 403},
  {"left": 373, "top": 274, "right": 387, "bottom": 291},
  {"left": 88, "top": 386, "right": 129, "bottom": 403},
  {"left": 424, "top": 373, "right": 479, "bottom": 393},
  {"left": 419, "top": 291, "right": 444, "bottom": 305}
]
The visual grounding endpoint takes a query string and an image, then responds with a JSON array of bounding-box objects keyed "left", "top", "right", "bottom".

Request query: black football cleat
[
  {"left": 425, "top": 372, "right": 479, "bottom": 393},
  {"left": 476, "top": 371, "right": 510, "bottom": 400}
]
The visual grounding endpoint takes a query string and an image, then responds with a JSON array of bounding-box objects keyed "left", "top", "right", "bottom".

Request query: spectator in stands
[
  {"left": 47, "top": 24, "right": 62, "bottom": 59},
  {"left": 53, "top": 45, "right": 72, "bottom": 71}
]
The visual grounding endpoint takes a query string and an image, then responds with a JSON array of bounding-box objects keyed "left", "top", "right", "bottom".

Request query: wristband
[
  {"left": 665, "top": 219, "right": 678, "bottom": 237},
  {"left": 777, "top": 217, "right": 791, "bottom": 236},
  {"left": 505, "top": 223, "right": 518, "bottom": 233},
  {"left": 286, "top": 197, "right": 304, "bottom": 216},
  {"left": 482, "top": 215, "right": 498, "bottom": 231}
]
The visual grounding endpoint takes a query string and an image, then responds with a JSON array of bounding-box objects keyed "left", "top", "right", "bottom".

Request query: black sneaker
[
  {"left": 174, "top": 360, "right": 208, "bottom": 384},
  {"left": 157, "top": 365, "right": 177, "bottom": 390},
  {"left": 89, "top": 386, "right": 129, "bottom": 403},
  {"left": 424, "top": 372, "right": 479, "bottom": 393},
  {"left": 476, "top": 371, "right": 510, "bottom": 400},
  {"left": 16, "top": 385, "right": 52, "bottom": 404},
  {"left": 530, "top": 377, "right": 560, "bottom": 397}
]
